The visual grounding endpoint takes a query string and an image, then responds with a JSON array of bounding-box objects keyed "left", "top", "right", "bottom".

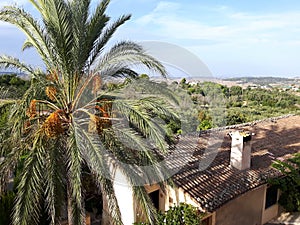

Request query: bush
[
  {"left": 226, "top": 111, "right": 247, "bottom": 125},
  {"left": 269, "top": 153, "right": 300, "bottom": 212},
  {"left": 134, "top": 203, "right": 202, "bottom": 225},
  {"left": 0, "top": 74, "right": 30, "bottom": 99},
  {"left": 159, "top": 203, "right": 201, "bottom": 225}
]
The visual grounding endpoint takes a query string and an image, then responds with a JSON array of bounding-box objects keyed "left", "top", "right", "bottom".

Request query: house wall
[
  {"left": 165, "top": 186, "right": 201, "bottom": 210},
  {"left": 262, "top": 204, "right": 278, "bottom": 224},
  {"left": 216, "top": 186, "right": 265, "bottom": 225},
  {"left": 215, "top": 184, "right": 279, "bottom": 225},
  {"left": 114, "top": 181, "right": 135, "bottom": 224},
  {"left": 143, "top": 184, "right": 201, "bottom": 212},
  {"left": 102, "top": 168, "right": 135, "bottom": 225},
  {"left": 104, "top": 177, "right": 280, "bottom": 225}
]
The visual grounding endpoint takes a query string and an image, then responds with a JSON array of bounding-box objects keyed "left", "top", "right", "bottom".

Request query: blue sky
[{"left": 1, "top": 0, "right": 300, "bottom": 77}]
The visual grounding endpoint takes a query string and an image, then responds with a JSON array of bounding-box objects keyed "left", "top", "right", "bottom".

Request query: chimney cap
[{"left": 228, "top": 130, "right": 252, "bottom": 141}]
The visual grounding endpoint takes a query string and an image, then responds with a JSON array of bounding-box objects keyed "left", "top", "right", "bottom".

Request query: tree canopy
[{"left": 0, "top": 1, "right": 177, "bottom": 225}]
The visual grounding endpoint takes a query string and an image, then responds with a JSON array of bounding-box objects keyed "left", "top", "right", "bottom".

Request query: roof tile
[{"left": 169, "top": 115, "right": 300, "bottom": 212}]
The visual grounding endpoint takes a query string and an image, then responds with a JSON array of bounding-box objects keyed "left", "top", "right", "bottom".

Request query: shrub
[
  {"left": 269, "top": 153, "right": 300, "bottom": 212},
  {"left": 159, "top": 203, "right": 201, "bottom": 225},
  {"left": 134, "top": 203, "right": 202, "bottom": 225}
]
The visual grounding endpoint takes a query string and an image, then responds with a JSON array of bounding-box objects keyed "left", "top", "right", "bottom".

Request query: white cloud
[
  {"left": 133, "top": 1, "right": 300, "bottom": 76},
  {"left": 137, "top": 1, "right": 180, "bottom": 24},
  {"left": 135, "top": 2, "right": 300, "bottom": 46}
]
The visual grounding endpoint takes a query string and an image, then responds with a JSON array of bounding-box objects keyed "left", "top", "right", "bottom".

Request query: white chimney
[{"left": 229, "top": 131, "right": 252, "bottom": 170}]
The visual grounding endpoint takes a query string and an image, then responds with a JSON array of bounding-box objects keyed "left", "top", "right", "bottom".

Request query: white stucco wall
[
  {"left": 215, "top": 184, "right": 279, "bottom": 225},
  {"left": 113, "top": 169, "right": 135, "bottom": 225}
]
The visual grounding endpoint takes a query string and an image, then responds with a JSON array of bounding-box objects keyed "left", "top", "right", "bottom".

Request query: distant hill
[
  {"left": 0, "top": 71, "right": 16, "bottom": 75},
  {"left": 223, "top": 76, "right": 299, "bottom": 85}
]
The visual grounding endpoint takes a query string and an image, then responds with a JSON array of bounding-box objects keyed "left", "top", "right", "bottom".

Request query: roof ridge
[{"left": 199, "top": 114, "right": 296, "bottom": 135}]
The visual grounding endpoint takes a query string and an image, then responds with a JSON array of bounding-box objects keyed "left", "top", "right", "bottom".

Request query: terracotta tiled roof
[{"left": 168, "top": 115, "right": 300, "bottom": 212}]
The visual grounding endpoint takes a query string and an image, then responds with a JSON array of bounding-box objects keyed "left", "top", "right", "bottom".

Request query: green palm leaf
[{"left": 0, "top": 1, "right": 178, "bottom": 224}]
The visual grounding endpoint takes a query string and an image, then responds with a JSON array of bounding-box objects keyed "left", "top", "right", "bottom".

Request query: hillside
[{"left": 224, "top": 76, "right": 299, "bottom": 86}]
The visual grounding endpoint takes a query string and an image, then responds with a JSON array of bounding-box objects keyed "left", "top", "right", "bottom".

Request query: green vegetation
[
  {"left": 134, "top": 203, "right": 202, "bottom": 225},
  {"left": 157, "top": 203, "right": 201, "bottom": 225},
  {"left": 177, "top": 79, "right": 300, "bottom": 130},
  {"left": 0, "top": 1, "right": 175, "bottom": 225},
  {"left": 0, "top": 74, "right": 30, "bottom": 98},
  {"left": 0, "top": 2, "right": 299, "bottom": 222},
  {"left": 269, "top": 153, "right": 300, "bottom": 212},
  {"left": 0, "top": 103, "right": 11, "bottom": 128}
]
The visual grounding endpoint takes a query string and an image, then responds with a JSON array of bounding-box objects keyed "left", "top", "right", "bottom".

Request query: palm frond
[
  {"left": 112, "top": 67, "right": 139, "bottom": 78},
  {"left": 44, "top": 138, "right": 66, "bottom": 224},
  {"left": 80, "top": 0, "right": 110, "bottom": 71},
  {"left": 139, "top": 97, "right": 179, "bottom": 121},
  {"left": 74, "top": 125, "right": 123, "bottom": 225},
  {"left": 0, "top": 55, "right": 36, "bottom": 75},
  {"left": 28, "top": 0, "right": 40, "bottom": 11},
  {"left": 0, "top": 6, "right": 54, "bottom": 67},
  {"left": 39, "top": 0, "right": 74, "bottom": 77},
  {"left": 87, "top": 15, "right": 131, "bottom": 68},
  {"left": 123, "top": 79, "right": 179, "bottom": 105},
  {"left": 69, "top": 0, "right": 91, "bottom": 71},
  {"left": 113, "top": 99, "right": 168, "bottom": 153},
  {"left": 12, "top": 136, "right": 46, "bottom": 225},
  {"left": 100, "top": 128, "right": 170, "bottom": 185},
  {"left": 132, "top": 186, "right": 158, "bottom": 224},
  {"left": 95, "top": 41, "right": 167, "bottom": 78},
  {"left": 65, "top": 129, "right": 85, "bottom": 225},
  {"left": 21, "top": 39, "right": 34, "bottom": 51}
]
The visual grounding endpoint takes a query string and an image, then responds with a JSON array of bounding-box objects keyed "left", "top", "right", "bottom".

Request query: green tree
[
  {"left": 197, "top": 110, "right": 212, "bottom": 131},
  {"left": 9, "top": 76, "right": 25, "bottom": 86},
  {"left": 180, "top": 78, "right": 189, "bottom": 89},
  {"left": 180, "top": 78, "right": 187, "bottom": 85},
  {"left": 0, "top": 74, "right": 30, "bottom": 98},
  {"left": 226, "top": 111, "right": 247, "bottom": 125},
  {"left": 158, "top": 203, "right": 201, "bottom": 225},
  {"left": 0, "top": 104, "right": 10, "bottom": 128},
  {"left": 269, "top": 153, "right": 300, "bottom": 212},
  {"left": 0, "top": 1, "right": 176, "bottom": 225},
  {"left": 229, "top": 86, "right": 242, "bottom": 96},
  {"left": 134, "top": 203, "right": 202, "bottom": 225}
]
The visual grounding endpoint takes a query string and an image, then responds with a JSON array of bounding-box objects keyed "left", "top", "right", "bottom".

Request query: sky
[{"left": 1, "top": 0, "right": 300, "bottom": 78}]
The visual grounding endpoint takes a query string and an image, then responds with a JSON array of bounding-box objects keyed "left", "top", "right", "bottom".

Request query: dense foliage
[
  {"left": 0, "top": 0, "right": 175, "bottom": 225},
  {"left": 0, "top": 103, "right": 10, "bottom": 128},
  {"left": 157, "top": 203, "right": 201, "bottom": 225},
  {"left": 177, "top": 79, "right": 300, "bottom": 130},
  {"left": 134, "top": 203, "right": 202, "bottom": 225},
  {"left": 2, "top": 75, "right": 299, "bottom": 133},
  {"left": 0, "top": 74, "right": 30, "bottom": 98},
  {"left": 269, "top": 153, "right": 300, "bottom": 212}
]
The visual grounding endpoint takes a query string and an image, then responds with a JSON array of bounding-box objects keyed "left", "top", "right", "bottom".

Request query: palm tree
[{"left": 0, "top": 0, "right": 177, "bottom": 224}]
